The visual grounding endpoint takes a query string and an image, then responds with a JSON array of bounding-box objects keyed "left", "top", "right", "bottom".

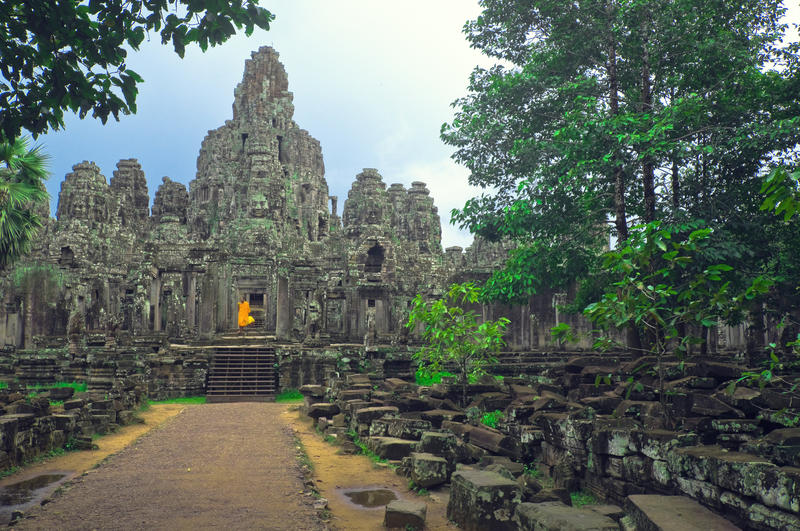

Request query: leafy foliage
[
  {"left": 443, "top": 0, "right": 800, "bottom": 323},
  {"left": 480, "top": 409, "right": 504, "bottom": 429},
  {"left": 0, "top": 1, "right": 274, "bottom": 141},
  {"left": 0, "top": 136, "right": 49, "bottom": 269},
  {"left": 581, "top": 222, "right": 772, "bottom": 415},
  {"left": 762, "top": 167, "right": 800, "bottom": 221},
  {"left": 407, "top": 282, "right": 509, "bottom": 405}
]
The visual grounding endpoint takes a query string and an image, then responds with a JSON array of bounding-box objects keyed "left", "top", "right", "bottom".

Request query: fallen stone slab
[
  {"left": 410, "top": 452, "right": 449, "bottom": 488},
  {"left": 447, "top": 469, "right": 522, "bottom": 531},
  {"left": 587, "top": 504, "right": 625, "bottom": 522},
  {"left": 469, "top": 425, "right": 520, "bottom": 459},
  {"left": 384, "top": 499, "right": 426, "bottom": 530},
  {"left": 306, "top": 402, "right": 340, "bottom": 419},
  {"left": 366, "top": 436, "right": 417, "bottom": 460},
  {"left": 515, "top": 501, "right": 619, "bottom": 531},
  {"left": 625, "top": 494, "right": 740, "bottom": 531},
  {"left": 386, "top": 418, "right": 433, "bottom": 440},
  {"left": 298, "top": 384, "right": 326, "bottom": 398},
  {"left": 420, "top": 409, "right": 466, "bottom": 428},
  {"left": 353, "top": 406, "right": 399, "bottom": 425},
  {"left": 418, "top": 431, "right": 458, "bottom": 457}
]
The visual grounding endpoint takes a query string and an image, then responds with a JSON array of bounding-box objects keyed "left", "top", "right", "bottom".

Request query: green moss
[
  {"left": 570, "top": 490, "right": 599, "bottom": 507},
  {"left": 147, "top": 396, "right": 206, "bottom": 405},
  {"left": 275, "top": 389, "right": 304, "bottom": 402}
]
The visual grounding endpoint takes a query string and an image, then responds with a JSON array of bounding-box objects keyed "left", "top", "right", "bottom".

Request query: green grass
[
  {"left": 347, "top": 430, "right": 395, "bottom": 469},
  {"left": 275, "top": 388, "right": 304, "bottom": 402},
  {"left": 408, "top": 480, "right": 429, "bottom": 496},
  {"left": 570, "top": 490, "right": 599, "bottom": 507},
  {"left": 481, "top": 410, "right": 505, "bottom": 429},
  {"left": 414, "top": 369, "right": 457, "bottom": 386},
  {"left": 27, "top": 381, "right": 88, "bottom": 393},
  {"left": 147, "top": 396, "right": 206, "bottom": 405}
]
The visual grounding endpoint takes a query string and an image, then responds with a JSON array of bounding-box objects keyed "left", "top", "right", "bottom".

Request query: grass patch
[
  {"left": 27, "top": 381, "right": 88, "bottom": 393},
  {"left": 0, "top": 443, "right": 77, "bottom": 478},
  {"left": 481, "top": 410, "right": 504, "bottom": 429},
  {"left": 414, "top": 369, "right": 458, "bottom": 386},
  {"left": 408, "top": 480, "right": 429, "bottom": 496},
  {"left": 275, "top": 388, "right": 304, "bottom": 402},
  {"left": 347, "top": 430, "right": 396, "bottom": 469},
  {"left": 524, "top": 463, "right": 555, "bottom": 488},
  {"left": 147, "top": 396, "right": 206, "bottom": 405},
  {"left": 570, "top": 490, "right": 599, "bottom": 507}
]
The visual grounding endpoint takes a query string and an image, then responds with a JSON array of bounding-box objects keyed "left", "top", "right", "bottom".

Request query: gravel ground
[{"left": 13, "top": 403, "right": 324, "bottom": 531}]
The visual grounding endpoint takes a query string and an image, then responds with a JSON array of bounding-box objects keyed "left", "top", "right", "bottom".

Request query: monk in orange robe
[{"left": 238, "top": 296, "right": 255, "bottom": 332}]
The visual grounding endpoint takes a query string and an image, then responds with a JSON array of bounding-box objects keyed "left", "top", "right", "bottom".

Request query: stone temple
[{"left": 0, "top": 46, "right": 581, "bottom": 353}]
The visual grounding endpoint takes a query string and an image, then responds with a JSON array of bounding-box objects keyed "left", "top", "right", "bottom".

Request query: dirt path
[
  {"left": 12, "top": 403, "right": 324, "bottom": 530},
  {"left": 287, "top": 410, "right": 456, "bottom": 531}
]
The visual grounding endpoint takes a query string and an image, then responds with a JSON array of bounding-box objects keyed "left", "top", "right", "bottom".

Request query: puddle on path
[
  {"left": 340, "top": 487, "right": 398, "bottom": 508},
  {"left": 0, "top": 473, "right": 69, "bottom": 524}
]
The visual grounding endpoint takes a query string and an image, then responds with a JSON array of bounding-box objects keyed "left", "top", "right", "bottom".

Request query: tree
[
  {"left": 407, "top": 282, "right": 510, "bottom": 406},
  {"left": 0, "top": 137, "right": 48, "bottom": 269},
  {"left": 443, "top": 0, "right": 800, "bottom": 333},
  {"left": 0, "top": 0, "right": 274, "bottom": 141},
  {"left": 580, "top": 222, "right": 771, "bottom": 423}
]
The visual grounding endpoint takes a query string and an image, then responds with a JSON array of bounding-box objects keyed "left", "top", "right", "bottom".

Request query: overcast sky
[{"left": 37, "top": 1, "right": 800, "bottom": 249}]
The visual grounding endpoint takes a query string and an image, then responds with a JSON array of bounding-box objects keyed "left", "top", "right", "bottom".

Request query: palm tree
[{"left": 0, "top": 136, "right": 50, "bottom": 269}]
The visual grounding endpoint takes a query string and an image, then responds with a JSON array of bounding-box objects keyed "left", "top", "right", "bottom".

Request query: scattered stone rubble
[
  {"left": 301, "top": 354, "right": 800, "bottom": 531},
  {"left": 0, "top": 377, "right": 144, "bottom": 469}
]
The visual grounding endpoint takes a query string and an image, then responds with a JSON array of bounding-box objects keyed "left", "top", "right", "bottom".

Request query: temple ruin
[{"left": 0, "top": 46, "right": 587, "bottom": 352}]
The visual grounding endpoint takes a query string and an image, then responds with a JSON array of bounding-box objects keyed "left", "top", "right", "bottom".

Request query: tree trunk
[
  {"left": 607, "top": 26, "right": 628, "bottom": 242},
  {"left": 640, "top": 16, "right": 656, "bottom": 223}
]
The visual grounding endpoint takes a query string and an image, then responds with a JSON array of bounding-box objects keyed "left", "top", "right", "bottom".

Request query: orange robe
[{"left": 238, "top": 300, "right": 255, "bottom": 327}]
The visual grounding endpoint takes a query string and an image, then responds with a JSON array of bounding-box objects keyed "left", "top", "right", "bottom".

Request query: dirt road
[{"left": 13, "top": 403, "right": 323, "bottom": 530}]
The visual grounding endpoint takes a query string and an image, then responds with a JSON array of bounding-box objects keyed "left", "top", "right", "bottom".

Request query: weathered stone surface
[
  {"left": 298, "top": 385, "right": 326, "bottom": 398},
  {"left": 514, "top": 501, "right": 619, "bottom": 531},
  {"left": 625, "top": 494, "right": 740, "bottom": 531},
  {"left": 420, "top": 409, "right": 466, "bottom": 428},
  {"left": 353, "top": 406, "right": 398, "bottom": 426},
  {"left": 410, "top": 452, "right": 448, "bottom": 488},
  {"left": 469, "top": 426, "right": 520, "bottom": 459},
  {"left": 306, "top": 402, "right": 340, "bottom": 419},
  {"left": 366, "top": 437, "right": 417, "bottom": 460},
  {"left": 447, "top": 469, "right": 522, "bottom": 531},
  {"left": 384, "top": 499, "right": 426, "bottom": 530}
]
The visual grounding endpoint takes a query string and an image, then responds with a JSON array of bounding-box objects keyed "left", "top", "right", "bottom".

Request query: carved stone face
[{"left": 250, "top": 197, "right": 268, "bottom": 218}]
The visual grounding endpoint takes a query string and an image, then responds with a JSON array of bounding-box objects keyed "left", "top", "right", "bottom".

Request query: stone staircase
[{"left": 206, "top": 344, "right": 277, "bottom": 402}]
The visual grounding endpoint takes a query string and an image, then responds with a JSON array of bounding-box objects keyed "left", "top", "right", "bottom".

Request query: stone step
[{"left": 625, "top": 494, "right": 740, "bottom": 531}]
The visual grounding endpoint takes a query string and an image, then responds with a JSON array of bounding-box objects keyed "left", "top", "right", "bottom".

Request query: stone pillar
[
  {"left": 186, "top": 273, "right": 196, "bottom": 331},
  {"left": 276, "top": 275, "right": 291, "bottom": 341},
  {"left": 151, "top": 275, "right": 161, "bottom": 332}
]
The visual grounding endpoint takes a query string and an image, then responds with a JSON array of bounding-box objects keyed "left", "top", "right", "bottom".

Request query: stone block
[
  {"left": 298, "top": 384, "right": 326, "bottom": 398},
  {"left": 447, "top": 469, "right": 522, "bottom": 531},
  {"left": 306, "top": 402, "right": 340, "bottom": 419},
  {"left": 515, "top": 501, "right": 619, "bottom": 531},
  {"left": 530, "top": 488, "right": 572, "bottom": 506},
  {"left": 469, "top": 425, "right": 520, "bottom": 459},
  {"left": 5, "top": 413, "right": 35, "bottom": 430},
  {"left": 410, "top": 452, "right": 448, "bottom": 488},
  {"left": 420, "top": 409, "right": 466, "bottom": 428},
  {"left": 346, "top": 374, "right": 371, "bottom": 386},
  {"left": 366, "top": 437, "right": 417, "bottom": 460},
  {"left": 385, "top": 418, "right": 433, "bottom": 440},
  {"left": 63, "top": 398, "right": 85, "bottom": 410},
  {"left": 353, "top": 406, "right": 398, "bottom": 426},
  {"left": 384, "top": 499, "right": 426, "bottom": 530},
  {"left": 46, "top": 387, "right": 75, "bottom": 400},
  {"left": 418, "top": 431, "right": 457, "bottom": 457},
  {"left": 587, "top": 504, "right": 625, "bottom": 522},
  {"left": 625, "top": 494, "right": 740, "bottom": 531}
]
